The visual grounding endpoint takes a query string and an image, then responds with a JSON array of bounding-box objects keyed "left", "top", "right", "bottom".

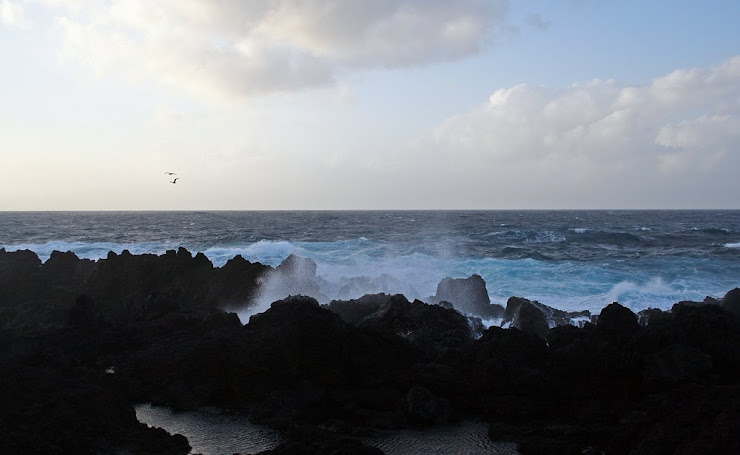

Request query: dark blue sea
[{"left": 1, "top": 210, "right": 739, "bottom": 314}]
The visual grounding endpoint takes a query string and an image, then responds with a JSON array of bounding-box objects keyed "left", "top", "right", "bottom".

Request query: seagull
[
  {"left": 170, "top": 178, "right": 179, "bottom": 184},
  {"left": 164, "top": 172, "right": 177, "bottom": 175}
]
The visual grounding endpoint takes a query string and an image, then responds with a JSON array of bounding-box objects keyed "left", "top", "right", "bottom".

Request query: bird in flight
[
  {"left": 170, "top": 178, "right": 179, "bottom": 184},
  {"left": 164, "top": 172, "right": 177, "bottom": 175}
]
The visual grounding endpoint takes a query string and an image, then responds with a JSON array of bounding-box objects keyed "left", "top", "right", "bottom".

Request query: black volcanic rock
[
  {"left": 325, "top": 293, "right": 393, "bottom": 325},
  {"left": 208, "top": 254, "right": 268, "bottom": 309},
  {"left": 2, "top": 248, "right": 740, "bottom": 454},
  {"left": 405, "top": 385, "right": 450, "bottom": 425},
  {"left": 243, "top": 295, "right": 415, "bottom": 391},
  {"left": 503, "top": 296, "right": 590, "bottom": 331},
  {"left": 502, "top": 297, "right": 549, "bottom": 338},
  {"left": 721, "top": 287, "right": 740, "bottom": 316},
  {"left": 0, "top": 248, "right": 270, "bottom": 333},
  {"left": 240, "top": 296, "right": 417, "bottom": 427},
  {"left": 596, "top": 302, "right": 639, "bottom": 338},
  {"left": 357, "top": 294, "right": 476, "bottom": 360},
  {"left": 430, "top": 274, "right": 504, "bottom": 319},
  {"left": 0, "top": 331, "right": 190, "bottom": 455}
]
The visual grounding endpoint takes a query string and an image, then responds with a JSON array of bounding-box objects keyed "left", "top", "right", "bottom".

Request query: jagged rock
[
  {"left": 637, "top": 307, "right": 670, "bottom": 327},
  {"left": 239, "top": 296, "right": 416, "bottom": 427},
  {"left": 208, "top": 254, "right": 268, "bottom": 309},
  {"left": 0, "top": 333, "right": 190, "bottom": 455},
  {"left": 325, "top": 293, "right": 393, "bottom": 325},
  {"left": 429, "top": 274, "right": 504, "bottom": 319},
  {"left": 503, "top": 296, "right": 590, "bottom": 330},
  {"left": 358, "top": 295, "right": 476, "bottom": 360}
]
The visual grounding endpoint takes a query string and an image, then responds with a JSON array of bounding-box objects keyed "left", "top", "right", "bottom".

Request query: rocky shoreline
[{"left": 1, "top": 247, "right": 738, "bottom": 454}]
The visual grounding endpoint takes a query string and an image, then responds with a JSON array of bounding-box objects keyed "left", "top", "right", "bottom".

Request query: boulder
[
  {"left": 505, "top": 298, "right": 549, "bottom": 338},
  {"left": 721, "top": 287, "right": 740, "bottom": 316},
  {"left": 430, "top": 275, "right": 504, "bottom": 319},
  {"left": 596, "top": 302, "right": 639, "bottom": 338},
  {"left": 503, "top": 296, "right": 590, "bottom": 329}
]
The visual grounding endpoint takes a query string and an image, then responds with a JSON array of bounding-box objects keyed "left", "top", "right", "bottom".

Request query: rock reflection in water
[
  {"left": 136, "top": 404, "right": 518, "bottom": 455},
  {"left": 135, "top": 404, "right": 283, "bottom": 455}
]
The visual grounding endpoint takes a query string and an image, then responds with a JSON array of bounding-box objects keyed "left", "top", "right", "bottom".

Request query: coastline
[{"left": 1, "top": 247, "right": 739, "bottom": 454}]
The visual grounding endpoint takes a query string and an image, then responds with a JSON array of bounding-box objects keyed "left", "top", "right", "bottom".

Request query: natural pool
[{"left": 135, "top": 404, "right": 519, "bottom": 455}]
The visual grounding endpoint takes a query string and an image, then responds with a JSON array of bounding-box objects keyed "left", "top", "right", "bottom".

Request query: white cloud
[
  {"left": 1, "top": 0, "right": 30, "bottom": 28},
  {"left": 25, "top": 0, "right": 508, "bottom": 100},
  {"left": 416, "top": 56, "right": 740, "bottom": 208}
]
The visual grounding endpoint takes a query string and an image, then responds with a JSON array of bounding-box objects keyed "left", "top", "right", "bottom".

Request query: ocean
[{"left": 1, "top": 210, "right": 739, "bottom": 314}]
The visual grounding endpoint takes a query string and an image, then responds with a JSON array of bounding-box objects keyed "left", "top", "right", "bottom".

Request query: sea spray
[{"left": 2, "top": 210, "right": 739, "bottom": 316}]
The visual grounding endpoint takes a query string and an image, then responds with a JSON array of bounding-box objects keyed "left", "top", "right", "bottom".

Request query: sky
[{"left": 1, "top": 0, "right": 739, "bottom": 210}]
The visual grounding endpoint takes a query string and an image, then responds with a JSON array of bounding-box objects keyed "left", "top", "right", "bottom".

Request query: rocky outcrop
[
  {"left": 1, "top": 249, "right": 739, "bottom": 455},
  {"left": 428, "top": 274, "right": 504, "bottom": 319},
  {"left": 325, "top": 293, "right": 393, "bottom": 325},
  {"left": 502, "top": 296, "right": 591, "bottom": 333},
  {"left": 0, "top": 330, "right": 190, "bottom": 455},
  {"left": 356, "top": 294, "right": 476, "bottom": 360},
  {"left": 0, "top": 248, "right": 269, "bottom": 333}
]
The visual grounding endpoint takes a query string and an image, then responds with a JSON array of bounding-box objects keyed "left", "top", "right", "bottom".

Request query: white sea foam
[
  {"left": 203, "top": 241, "right": 302, "bottom": 267},
  {"left": 3, "top": 235, "right": 736, "bottom": 319},
  {"left": 1, "top": 241, "right": 173, "bottom": 262},
  {"left": 571, "top": 228, "right": 588, "bottom": 234}
]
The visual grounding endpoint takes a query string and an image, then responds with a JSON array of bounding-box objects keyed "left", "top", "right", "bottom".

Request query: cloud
[
  {"left": 27, "top": 0, "right": 508, "bottom": 100},
  {"left": 415, "top": 56, "right": 740, "bottom": 208},
  {"left": 1, "top": 0, "right": 30, "bottom": 28}
]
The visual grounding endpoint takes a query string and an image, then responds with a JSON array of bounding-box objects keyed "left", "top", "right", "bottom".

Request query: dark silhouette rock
[
  {"left": 2, "top": 248, "right": 740, "bottom": 454},
  {"left": 637, "top": 307, "right": 670, "bottom": 326},
  {"left": 430, "top": 274, "right": 504, "bottom": 318},
  {"left": 325, "top": 293, "right": 393, "bottom": 325},
  {"left": 721, "top": 287, "right": 740, "bottom": 316},
  {"left": 502, "top": 297, "right": 549, "bottom": 338},
  {"left": 596, "top": 302, "right": 639, "bottom": 337},
  {"left": 208, "top": 254, "right": 268, "bottom": 309},
  {"left": 358, "top": 295, "right": 476, "bottom": 360},
  {"left": 0, "top": 332, "right": 190, "bottom": 455},
  {"left": 405, "top": 385, "right": 450, "bottom": 425},
  {"left": 503, "top": 296, "right": 590, "bottom": 330}
]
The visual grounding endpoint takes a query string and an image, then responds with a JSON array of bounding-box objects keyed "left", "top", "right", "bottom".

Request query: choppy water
[
  {"left": 135, "top": 404, "right": 518, "bottom": 455},
  {"left": 1, "top": 210, "right": 739, "bottom": 313}
]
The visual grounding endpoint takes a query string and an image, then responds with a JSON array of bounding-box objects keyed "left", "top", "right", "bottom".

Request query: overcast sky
[{"left": 1, "top": 0, "right": 739, "bottom": 210}]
